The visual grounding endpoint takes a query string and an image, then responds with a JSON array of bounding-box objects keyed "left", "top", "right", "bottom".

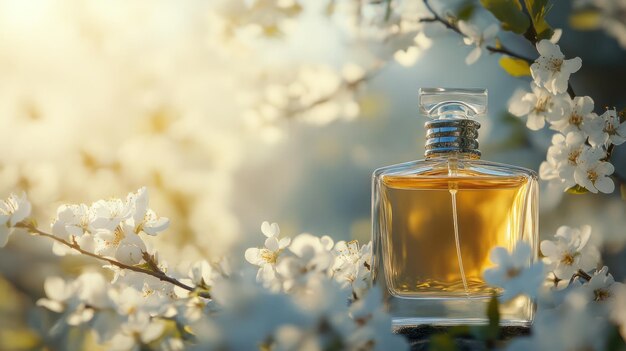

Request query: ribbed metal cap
[
  {"left": 419, "top": 88, "right": 486, "bottom": 158},
  {"left": 424, "top": 119, "right": 480, "bottom": 158}
]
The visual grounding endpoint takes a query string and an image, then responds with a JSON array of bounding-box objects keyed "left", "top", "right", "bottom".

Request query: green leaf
[
  {"left": 456, "top": 1, "right": 476, "bottom": 21},
  {"left": 480, "top": 0, "right": 530, "bottom": 34},
  {"left": 499, "top": 57, "right": 531, "bottom": 77},
  {"left": 569, "top": 11, "right": 602, "bottom": 30},
  {"left": 485, "top": 293, "right": 501, "bottom": 341},
  {"left": 620, "top": 183, "right": 626, "bottom": 201},
  {"left": 566, "top": 185, "right": 589, "bottom": 194},
  {"left": 523, "top": 0, "right": 554, "bottom": 41}
]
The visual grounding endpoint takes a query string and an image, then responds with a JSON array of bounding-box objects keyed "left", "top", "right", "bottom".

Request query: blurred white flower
[
  {"left": 540, "top": 225, "right": 601, "bottom": 281},
  {"left": 276, "top": 233, "right": 335, "bottom": 292},
  {"left": 332, "top": 240, "right": 372, "bottom": 299},
  {"left": 37, "top": 276, "right": 80, "bottom": 314},
  {"left": 610, "top": 282, "right": 626, "bottom": 342},
  {"left": 188, "top": 260, "right": 218, "bottom": 289},
  {"left": 508, "top": 294, "right": 608, "bottom": 351},
  {"left": 347, "top": 287, "right": 409, "bottom": 351},
  {"left": 196, "top": 272, "right": 301, "bottom": 350},
  {"left": 483, "top": 241, "right": 544, "bottom": 301},
  {"left": 36, "top": 273, "right": 110, "bottom": 326},
  {"left": 458, "top": 22, "right": 499, "bottom": 65},
  {"left": 0, "top": 192, "right": 31, "bottom": 247},
  {"left": 531, "top": 40, "right": 582, "bottom": 94},
  {"left": 579, "top": 266, "right": 624, "bottom": 303},
  {"left": 108, "top": 313, "right": 165, "bottom": 351},
  {"left": 586, "top": 108, "right": 626, "bottom": 146},
  {"left": 547, "top": 96, "right": 596, "bottom": 134},
  {"left": 508, "top": 83, "right": 567, "bottom": 130}
]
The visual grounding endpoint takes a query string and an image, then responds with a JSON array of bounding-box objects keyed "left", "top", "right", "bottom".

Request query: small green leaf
[
  {"left": 620, "top": 183, "right": 626, "bottom": 201},
  {"left": 499, "top": 57, "right": 531, "bottom": 77},
  {"left": 480, "top": 0, "right": 530, "bottom": 34},
  {"left": 485, "top": 293, "right": 501, "bottom": 341},
  {"left": 569, "top": 11, "right": 602, "bottom": 30},
  {"left": 566, "top": 185, "right": 589, "bottom": 194},
  {"left": 523, "top": 0, "right": 554, "bottom": 41},
  {"left": 456, "top": 1, "right": 476, "bottom": 21}
]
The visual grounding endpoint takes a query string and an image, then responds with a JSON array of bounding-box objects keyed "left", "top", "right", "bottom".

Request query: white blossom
[
  {"left": 458, "top": 22, "right": 499, "bottom": 65},
  {"left": 586, "top": 108, "right": 626, "bottom": 146},
  {"left": 546, "top": 132, "right": 589, "bottom": 188},
  {"left": 540, "top": 225, "right": 601, "bottom": 280},
  {"left": 126, "top": 187, "right": 169, "bottom": 236},
  {"left": 508, "top": 83, "right": 568, "bottom": 130},
  {"left": 0, "top": 193, "right": 32, "bottom": 247},
  {"left": 579, "top": 266, "right": 624, "bottom": 303},
  {"left": 507, "top": 294, "right": 608, "bottom": 351},
  {"left": 531, "top": 40, "right": 582, "bottom": 94},
  {"left": 108, "top": 313, "right": 165, "bottom": 351},
  {"left": 346, "top": 287, "right": 409, "bottom": 351},
  {"left": 574, "top": 148, "right": 615, "bottom": 194},
  {"left": 331, "top": 240, "right": 372, "bottom": 298},
  {"left": 610, "top": 282, "right": 626, "bottom": 342},
  {"left": 483, "top": 241, "right": 545, "bottom": 301},
  {"left": 547, "top": 95, "right": 596, "bottom": 134},
  {"left": 245, "top": 221, "right": 290, "bottom": 288},
  {"left": 276, "top": 233, "right": 335, "bottom": 292}
]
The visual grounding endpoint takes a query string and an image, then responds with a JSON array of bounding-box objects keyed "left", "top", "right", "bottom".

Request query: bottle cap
[
  {"left": 418, "top": 88, "right": 488, "bottom": 119},
  {"left": 418, "top": 88, "right": 487, "bottom": 158}
]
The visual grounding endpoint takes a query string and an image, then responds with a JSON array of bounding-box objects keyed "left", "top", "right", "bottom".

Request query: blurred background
[{"left": 0, "top": 0, "right": 625, "bottom": 349}]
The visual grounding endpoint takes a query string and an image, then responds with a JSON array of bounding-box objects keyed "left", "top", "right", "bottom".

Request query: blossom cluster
[
  {"left": 245, "top": 221, "right": 373, "bottom": 299},
  {"left": 0, "top": 190, "right": 405, "bottom": 351},
  {"left": 484, "top": 226, "right": 626, "bottom": 350},
  {"left": 509, "top": 39, "right": 625, "bottom": 194},
  {"left": 50, "top": 187, "right": 169, "bottom": 265}
]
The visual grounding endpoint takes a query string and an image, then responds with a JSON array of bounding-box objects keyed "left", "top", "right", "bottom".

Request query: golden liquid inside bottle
[{"left": 380, "top": 174, "right": 530, "bottom": 298}]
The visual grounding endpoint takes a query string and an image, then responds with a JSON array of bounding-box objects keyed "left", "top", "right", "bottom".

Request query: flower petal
[
  {"left": 563, "top": 57, "right": 582, "bottom": 74},
  {"left": 265, "top": 237, "right": 280, "bottom": 252},
  {"left": 536, "top": 40, "right": 562, "bottom": 58},
  {"left": 594, "top": 176, "right": 615, "bottom": 194},
  {"left": 465, "top": 47, "right": 482, "bottom": 65},
  {"left": 244, "top": 248, "right": 260, "bottom": 265}
]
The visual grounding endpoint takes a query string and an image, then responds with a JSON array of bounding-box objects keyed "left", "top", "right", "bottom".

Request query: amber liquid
[{"left": 380, "top": 174, "right": 529, "bottom": 298}]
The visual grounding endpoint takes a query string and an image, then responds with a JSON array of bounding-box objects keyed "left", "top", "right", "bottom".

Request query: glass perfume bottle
[{"left": 371, "top": 88, "right": 538, "bottom": 327}]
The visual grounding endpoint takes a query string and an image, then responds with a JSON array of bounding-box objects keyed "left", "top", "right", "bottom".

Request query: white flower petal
[
  {"left": 594, "top": 176, "right": 615, "bottom": 193},
  {"left": 465, "top": 46, "right": 482, "bottom": 65},
  {"left": 265, "top": 237, "right": 280, "bottom": 252},
  {"left": 245, "top": 248, "right": 261, "bottom": 265},
  {"left": 536, "top": 40, "right": 562, "bottom": 58},
  {"left": 563, "top": 57, "right": 582, "bottom": 74}
]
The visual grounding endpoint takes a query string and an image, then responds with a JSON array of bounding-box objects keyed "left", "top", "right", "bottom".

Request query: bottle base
[{"left": 386, "top": 294, "right": 534, "bottom": 328}]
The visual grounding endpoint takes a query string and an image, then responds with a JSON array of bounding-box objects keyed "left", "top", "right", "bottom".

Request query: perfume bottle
[{"left": 371, "top": 88, "right": 538, "bottom": 327}]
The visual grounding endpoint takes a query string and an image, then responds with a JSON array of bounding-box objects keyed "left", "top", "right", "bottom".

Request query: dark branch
[{"left": 19, "top": 223, "right": 195, "bottom": 292}]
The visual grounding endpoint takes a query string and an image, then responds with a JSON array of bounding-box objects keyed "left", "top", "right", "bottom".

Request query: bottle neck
[{"left": 424, "top": 119, "right": 481, "bottom": 159}]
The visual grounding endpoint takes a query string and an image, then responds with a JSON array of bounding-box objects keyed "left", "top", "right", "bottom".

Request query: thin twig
[
  {"left": 419, "top": 0, "right": 577, "bottom": 95},
  {"left": 19, "top": 223, "right": 195, "bottom": 292}
]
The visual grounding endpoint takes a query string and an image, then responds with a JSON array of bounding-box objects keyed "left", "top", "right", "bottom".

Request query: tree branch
[{"left": 18, "top": 223, "right": 195, "bottom": 292}]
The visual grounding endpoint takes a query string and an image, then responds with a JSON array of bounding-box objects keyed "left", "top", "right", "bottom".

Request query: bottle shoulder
[{"left": 373, "top": 158, "right": 538, "bottom": 180}]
